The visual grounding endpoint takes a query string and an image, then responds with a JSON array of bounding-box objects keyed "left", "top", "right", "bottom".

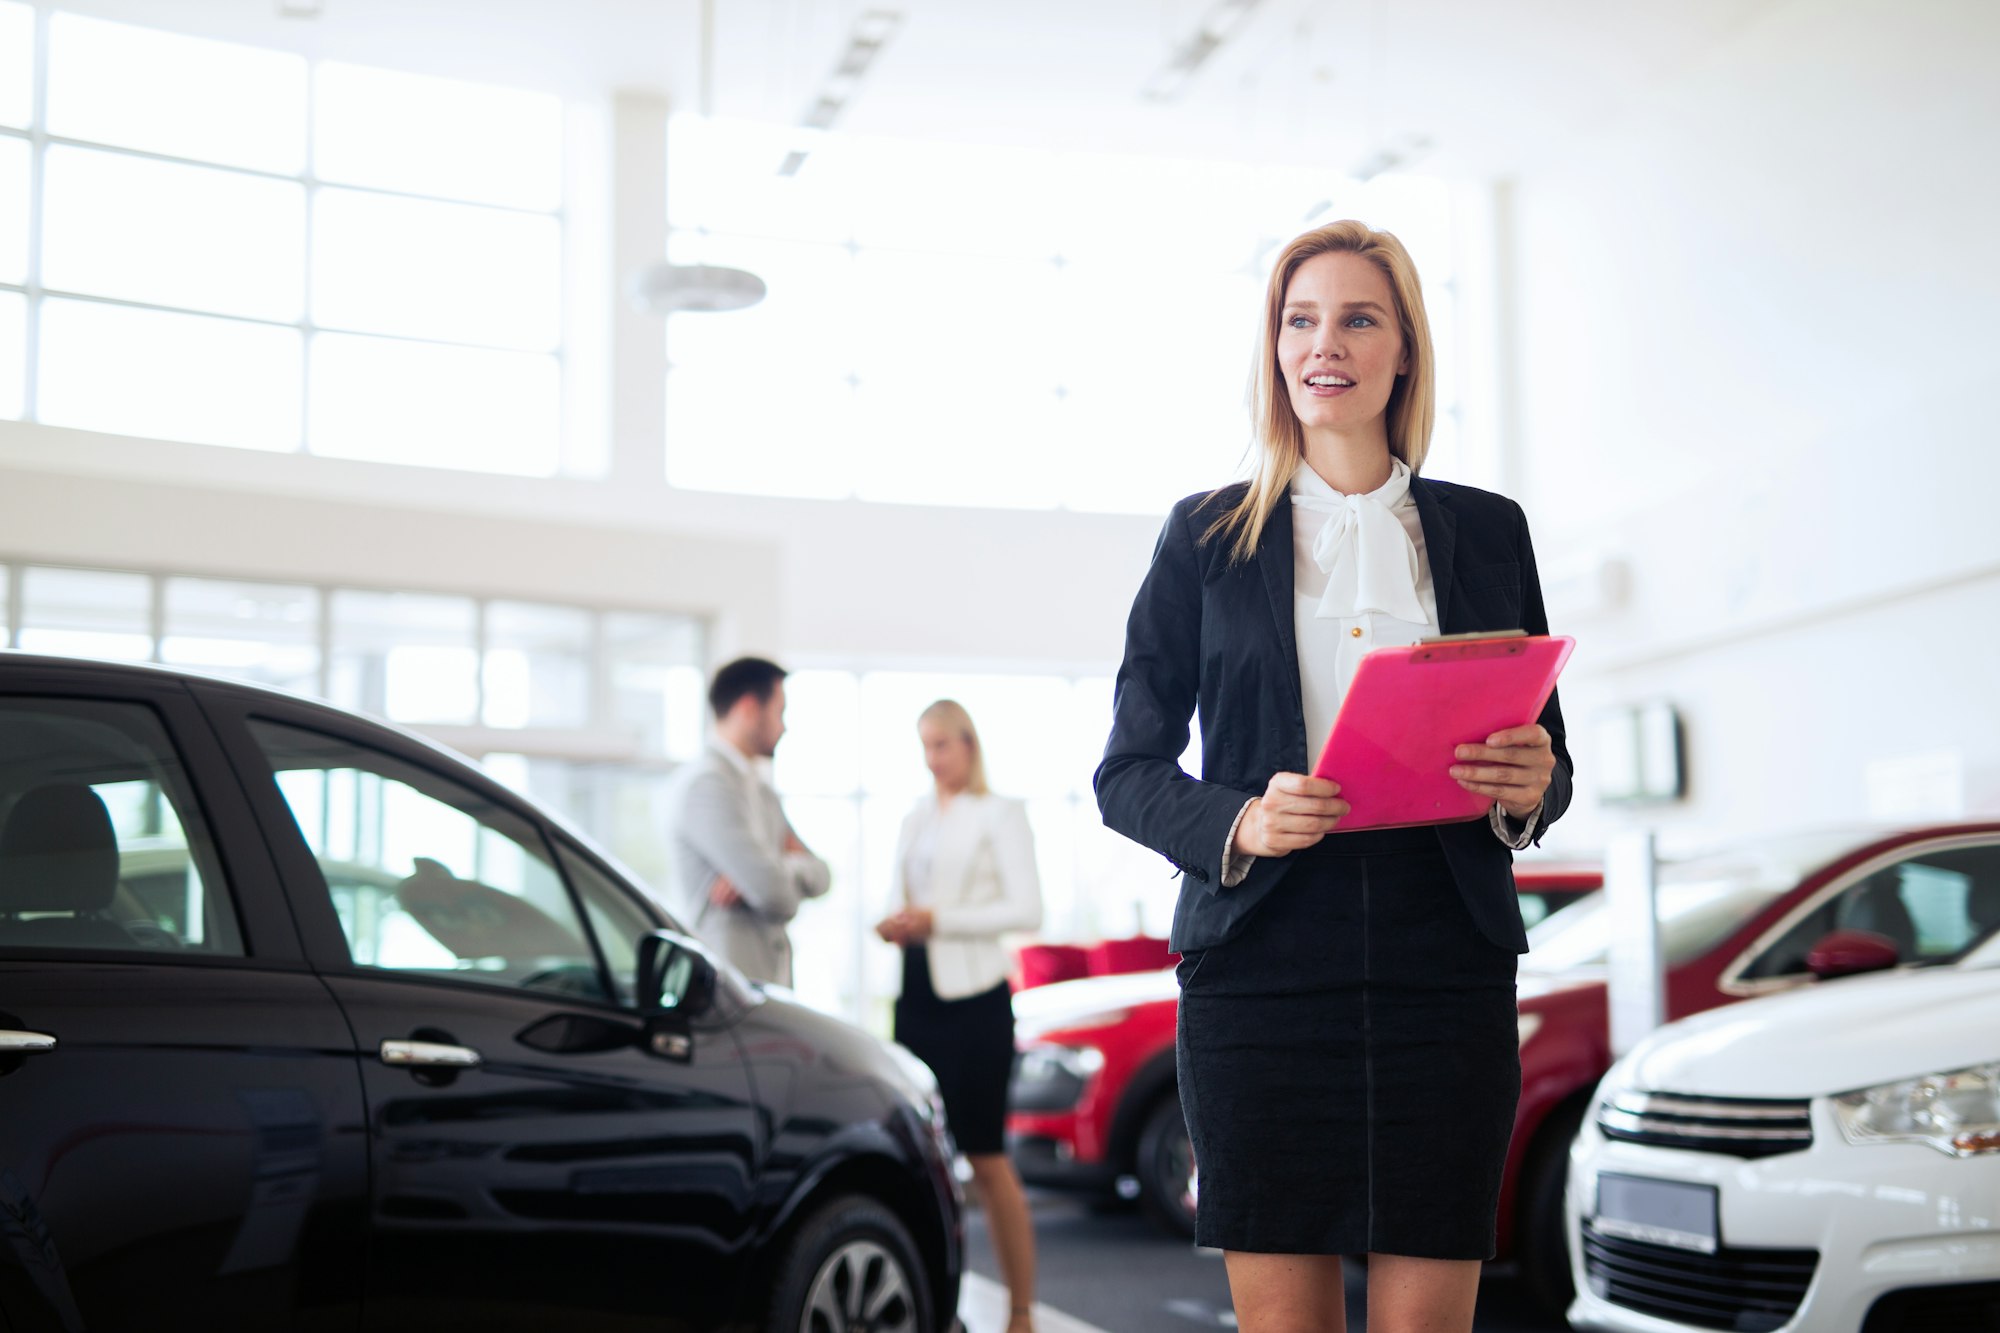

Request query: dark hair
[{"left": 708, "top": 656, "right": 788, "bottom": 718}]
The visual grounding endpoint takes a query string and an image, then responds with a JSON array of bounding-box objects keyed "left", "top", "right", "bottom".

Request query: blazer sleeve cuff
[
  {"left": 1488, "top": 798, "right": 1544, "bottom": 850},
  {"left": 1220, "top": 799, "right": 1258, "bottom": 887},
  {"left": 1158, "top": 783, "right": 1256, "bottom": 886}
]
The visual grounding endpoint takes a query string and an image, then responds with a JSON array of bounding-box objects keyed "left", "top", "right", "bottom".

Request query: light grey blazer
[{"left": 665, "top": 743, "right": 831, "bottom": 987}]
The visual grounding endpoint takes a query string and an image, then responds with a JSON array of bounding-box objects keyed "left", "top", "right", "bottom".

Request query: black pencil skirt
[
  {"left": 1176, "top": 826, "right": 1520, "bottom": 1258},
  {"left": 894, "top": 944, "right": 1015, "bottom": 1155}
]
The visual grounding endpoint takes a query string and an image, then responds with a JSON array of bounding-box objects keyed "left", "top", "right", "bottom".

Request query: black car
[{"left": 0, "top": 652, "right": 961, "bottom": 1332}]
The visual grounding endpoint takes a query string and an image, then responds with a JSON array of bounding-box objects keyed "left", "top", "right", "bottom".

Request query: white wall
[{"left": 1510, "top": 0, "right": 2000, "bottom": 853}]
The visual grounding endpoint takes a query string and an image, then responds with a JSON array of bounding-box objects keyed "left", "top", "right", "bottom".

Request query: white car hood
[
  {"left": 1626, "top": 965, "right": 2000, "bottom": 1098},
  {"left": 1012, "top": 967, "right": 1178, "bottom": 1038}
]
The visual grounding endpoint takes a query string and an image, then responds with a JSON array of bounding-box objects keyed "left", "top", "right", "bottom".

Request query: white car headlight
[
  {"left": 1009, "top": 1042, "right": 1106, "bottom": 1113},
  {"left": 1023, "top": 1043, "right": 1106, "bottom": 1080},
  {"left": 1517, "top": 1013, "right": 1543, "bottom": 1048},
  {"left": 1833, "top": 1061, "right": 2000, "bottom": 1157}
]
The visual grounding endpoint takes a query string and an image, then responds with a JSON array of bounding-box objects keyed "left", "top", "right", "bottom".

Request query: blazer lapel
[
  {"left": 1411, "top": 476, "right": 1458, "bottom": 633},
  {"left": 1255, "top": 495, "right": 1309, "bottom": 768}
]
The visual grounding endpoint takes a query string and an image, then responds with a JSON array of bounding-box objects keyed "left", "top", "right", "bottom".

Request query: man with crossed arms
[{"left": 666, "top": 656, "right": 831, "bottom": 987}]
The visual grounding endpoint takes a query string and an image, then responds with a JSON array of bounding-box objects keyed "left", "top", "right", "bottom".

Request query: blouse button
[{"left": 1349, "top": 626, "right": 1364, "bottom": 639}]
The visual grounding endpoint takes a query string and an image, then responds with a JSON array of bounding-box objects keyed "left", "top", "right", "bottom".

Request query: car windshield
[{"left": 1520, "top": 832, "right": 1865, "bottom": 973}]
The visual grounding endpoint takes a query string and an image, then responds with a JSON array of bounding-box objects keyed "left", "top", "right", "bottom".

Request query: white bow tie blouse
[
  {"left": 1217, "top": 460, "right": 1540, "bottom": 886},
  {"left": 1289, "top": 457, "right": 1437, "bottom": 756}
]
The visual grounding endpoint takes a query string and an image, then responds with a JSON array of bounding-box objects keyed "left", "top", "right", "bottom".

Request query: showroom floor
[{"left": 960, "top": 1191, "right": 1568, "bottom": 1332}]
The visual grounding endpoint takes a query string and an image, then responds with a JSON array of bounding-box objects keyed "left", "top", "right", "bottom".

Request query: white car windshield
[{"left": 1521, "top": 831, "right": 1866, "bottom": 973}]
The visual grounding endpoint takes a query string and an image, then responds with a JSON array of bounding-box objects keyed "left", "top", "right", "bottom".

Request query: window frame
[{"left": 0, "top": 666, "right": 305, "bottom": 967}]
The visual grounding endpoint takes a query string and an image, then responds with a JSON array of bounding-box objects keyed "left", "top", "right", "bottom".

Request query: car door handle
[
  {"left": 0, "top": 1030, "right": 57, "bottom": 1053},
  {"left": 379, "top": 1039, "right": 482, "bottom": 1069}
]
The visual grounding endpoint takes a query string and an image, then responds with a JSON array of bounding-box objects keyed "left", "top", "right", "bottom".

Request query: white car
[{"left": 1566, "top": 931, "right": 2000, "bottom": 1333}]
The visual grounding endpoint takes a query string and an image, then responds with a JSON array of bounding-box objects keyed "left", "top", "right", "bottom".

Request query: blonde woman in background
[{"left": 876, "top": 699, "right": 1044, "bottom": 1333}]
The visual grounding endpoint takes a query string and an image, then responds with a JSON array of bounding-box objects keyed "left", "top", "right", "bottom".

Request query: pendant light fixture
[{"left": 626, "top": 0, "right": 767, "bottom": 316}]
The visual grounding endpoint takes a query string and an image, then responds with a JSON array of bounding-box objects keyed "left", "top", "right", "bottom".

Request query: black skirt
[
  {"left": 1176, "top": 826, "right": 1519, "bottom": 1258},
  {"left": 894, "top": 944, "right": 1015, "bottom": 1155}
]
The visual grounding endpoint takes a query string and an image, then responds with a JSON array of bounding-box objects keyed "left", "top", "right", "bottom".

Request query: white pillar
[
  {"left": 609, "top": 91, "right": 670, "bottom": 491},
  {"left": 1606, "top": 829, "right": 1664, "bottom": 1056}
]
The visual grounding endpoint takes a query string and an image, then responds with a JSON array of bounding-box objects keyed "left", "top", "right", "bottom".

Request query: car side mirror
[
  {"left": 1805, "top": 928, "right": 1900, "bottom": 980},
  {"left": 637, "top": 929, "right": 718, "bottom": 1019}
]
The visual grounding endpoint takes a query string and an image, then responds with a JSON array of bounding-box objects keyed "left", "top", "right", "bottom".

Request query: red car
[{"left": 1006, "top": 823, "right": 2000, "bottom": 1311}]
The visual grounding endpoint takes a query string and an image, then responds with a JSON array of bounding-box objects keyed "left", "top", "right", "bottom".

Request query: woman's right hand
[{"left": 1233, "top": 773, "right": 1350, "bottom": 857}]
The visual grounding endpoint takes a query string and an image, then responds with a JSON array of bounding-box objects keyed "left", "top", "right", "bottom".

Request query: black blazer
[{"left": 1095, "top": 475, "right": 1573, "bottom": 956}]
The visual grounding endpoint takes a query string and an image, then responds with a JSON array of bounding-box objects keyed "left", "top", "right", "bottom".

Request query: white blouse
[
  {"left": 1219, "top": 460, "right": 1540, "bottom": 885},
  {"left": 1289, "top": 458, "right": 1439, "bottom": 757}
]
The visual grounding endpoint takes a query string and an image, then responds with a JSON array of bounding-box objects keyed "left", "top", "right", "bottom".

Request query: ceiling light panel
[
  {"left": 780, "top": 8, "right": 903, "bottom": 173},
  {"left": 1143, "top": 0, "right": 1265, "bottom": 102}
]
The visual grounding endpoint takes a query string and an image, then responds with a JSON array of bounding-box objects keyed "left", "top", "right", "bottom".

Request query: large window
[
  {"left": 664, "top": 115, "right": 1473, "bottom": 514},
  {"left": 0, "top": 4, "right": 576, "bottom": 475},
  {"left": 2, "top": 560, "right": 703, "bottom": 750},
  {"left": 0, "top": 557, "right": 708, "bottom": 914}
]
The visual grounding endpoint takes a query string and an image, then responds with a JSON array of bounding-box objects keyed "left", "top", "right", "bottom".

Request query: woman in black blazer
[{"left": 1096, "top": 220, "right": 1572, "bottom": 1333}]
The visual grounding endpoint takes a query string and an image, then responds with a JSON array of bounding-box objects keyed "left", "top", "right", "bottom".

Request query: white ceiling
[{"left": 49, "top": 0, "right": 1791, "bottom": 177}]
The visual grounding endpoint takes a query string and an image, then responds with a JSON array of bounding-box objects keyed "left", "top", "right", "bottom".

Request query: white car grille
[{"left": 1597, "top": 1090, "right": 1814, "bottom": 1159}]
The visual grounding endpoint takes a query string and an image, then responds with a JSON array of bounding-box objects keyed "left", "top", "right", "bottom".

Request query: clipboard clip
[
  {"left": 1412, "top": 629, "right": 1532, "bottom": 663},
  {"left": 1417, "top": 629, "right": 1527, "bottom": 645}
]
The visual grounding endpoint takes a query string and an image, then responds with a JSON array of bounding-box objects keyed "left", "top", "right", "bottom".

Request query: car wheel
[
  {"left": 1136, "top": 1094, "right": 1198, "bottom": 1240},
  {"left": 1517, "top": 1098, "right": 1587, "bottom": 1315},
  {"left": 766, "top": 1194, "right": 933, "bottom": 1333}
]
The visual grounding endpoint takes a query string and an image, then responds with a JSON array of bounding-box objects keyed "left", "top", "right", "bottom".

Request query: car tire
[
  {"left": 1135, "top": 1094, "right": 1199, "bottom": 1240},
  {"left": 1517, "top": 1097, "right": 1587, "bottom": 1315},
  {"left": 766, "top": 1194, "right": 934, "bottom": 1333}
]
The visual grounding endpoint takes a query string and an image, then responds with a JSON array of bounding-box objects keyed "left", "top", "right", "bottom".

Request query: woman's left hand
[{"left": 1450, "top": 724, "right": 1555, "bottom": 821}]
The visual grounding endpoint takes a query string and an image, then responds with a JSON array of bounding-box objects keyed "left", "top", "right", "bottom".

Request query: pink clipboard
[{"left": 1311, "top": 633, "right": 1575, "bottom": 832}]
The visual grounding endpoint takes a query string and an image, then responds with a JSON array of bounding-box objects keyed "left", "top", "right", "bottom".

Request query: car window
[
  {"left": 1517, "top": 891, "right": 1579, "bottom": 931},
  {"left": 0, "top": 697, "right": 242, "bottom": 956},
  {"left": 249, "top": 719, "right": 610, "bottom": 1001},
  {"left": 555, "top": 841, "right": 662, "bottom": 1006},
  {"left": 1739, "top": 842, "right": 2000, "bottom": 981}
]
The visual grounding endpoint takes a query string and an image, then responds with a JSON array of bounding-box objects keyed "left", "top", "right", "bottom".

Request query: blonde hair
[
  {"left": 917, "top": 699, "right": 989, "bottom": 796},
  {"left": 1206, "top": 219, "right": 1436, "bottom": 565}
]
